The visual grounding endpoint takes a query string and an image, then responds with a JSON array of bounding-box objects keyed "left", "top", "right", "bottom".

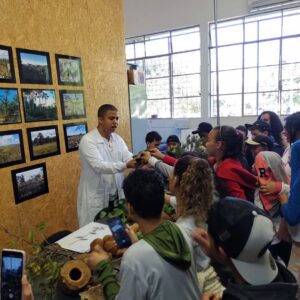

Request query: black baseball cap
[
  {"left": 192, "top": 122, "right": 213, "bottom": 135},
  {"left": 207, "top": 197, "right": 278, "bottom": 285},
  {"left": 245, "top": 120, "right": 270, "bottom": 133},
  {"left": 246, "top": 135, "right": 273, "bottom": 150},
  {"left": 166, "top": 135, "right": 180, "bottom": 144}
]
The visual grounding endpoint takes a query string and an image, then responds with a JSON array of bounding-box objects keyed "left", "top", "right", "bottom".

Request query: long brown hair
[{"left": 174, "top": 156, "right": 214, "bottom": 225}]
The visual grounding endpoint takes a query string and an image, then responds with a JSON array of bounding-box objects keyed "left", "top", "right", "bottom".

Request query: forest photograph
[
  {"left": 60, "top": 90, "right": 86, "bottom": 119},
  {"left": 64, "top": 123, "right": 87, "bottom": 152},
  {"left": 27, "top": 126, "right": 60, "bottom": 160},
  {"left": 17, "top": 49, "right": 52, "bottom": 84},
  {"left": 0, "top": 46, "right": 15, "bottom": 83},
  {"left": 22, "top": 89, "right": 57, "bottom": 122},
  {"left": 0, "top": 88, "right": 21, "bottom": 124}
]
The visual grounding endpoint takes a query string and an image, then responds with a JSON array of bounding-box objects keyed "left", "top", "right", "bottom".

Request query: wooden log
[{"left": 59, "top": 259, "right": 92, "bottom": 295}]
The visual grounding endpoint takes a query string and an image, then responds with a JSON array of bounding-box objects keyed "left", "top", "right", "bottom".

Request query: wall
[
  {"left": 0, "top": 0, "right": 129, "bottom": 250},
  {"left": 124, "top": 0, "right": 264, "bottom": 141}
]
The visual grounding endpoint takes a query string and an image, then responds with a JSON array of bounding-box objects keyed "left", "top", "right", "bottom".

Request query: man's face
[
  {"left": 251, "top": 145, "right": 266, "bottom": 158},
  {"left": 146, "top": 140, "right": 161, "bottom": 150},
  {"left": 98, "top": 110, "right": 119, "bottom": 133}
]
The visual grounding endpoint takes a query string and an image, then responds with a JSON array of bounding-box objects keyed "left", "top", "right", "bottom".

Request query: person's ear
[{"left": 216, "top": 140, "right": 223, "bottom": 150}]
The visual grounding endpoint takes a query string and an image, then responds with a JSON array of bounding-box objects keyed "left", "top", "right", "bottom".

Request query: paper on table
[{"left": 56, "top": 222, "right": 112, "bottom": 253}]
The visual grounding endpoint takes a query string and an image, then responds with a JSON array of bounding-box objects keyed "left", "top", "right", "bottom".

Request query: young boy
[
  {"left": 194, "top": 197, "right": 298, "bottom": 299},
  {"left": 87, "top": 169, "right": 201, "bottom": 300}
]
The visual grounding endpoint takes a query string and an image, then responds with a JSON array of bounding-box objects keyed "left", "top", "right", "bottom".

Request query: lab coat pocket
[{"left": 89, "top": 188, "right": 109, "bottom": 210}]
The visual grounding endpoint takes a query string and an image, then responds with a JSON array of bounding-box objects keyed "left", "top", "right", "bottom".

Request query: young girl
[
  {"left": 170, "top": 155, "right": 223, "bottom": 294},
  {"left": 206, "top": 125, "right": 256, "bottom": 201}
]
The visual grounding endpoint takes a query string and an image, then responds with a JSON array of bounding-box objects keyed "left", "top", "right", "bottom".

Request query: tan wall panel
[{"left": 0, "top": 0, "right": 130, "bottom": 250}]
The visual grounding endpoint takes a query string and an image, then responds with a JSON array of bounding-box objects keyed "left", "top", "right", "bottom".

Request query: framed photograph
[
  {"left": 0, "top": 45, "right": 16, "bottom": 83},
  {"left": 63, "top": 122, "right": 87, "bottom": 152},
  {"left": 55, "top": 54, "right": 83, "bottom": 86},
  {"left": 0, "top": 130, "right": 25, "bottom": 168},
  {"left": 59, "top": 90, "right": 86, "bottom": 119},
  {"left": 27, "top": 125, "right": 60, "bottom": 160},
  {"left": 21, "top": 89, "right": 57, "bottom": 122},
  {"left": 0, "top": 88, "right": 21, "bottom": 124},
  {"left": 11, "top": 163, "right": 49, "bottom": 204},
  {"left": 16, "top": 48, "right": 52, "bottom": 84}
]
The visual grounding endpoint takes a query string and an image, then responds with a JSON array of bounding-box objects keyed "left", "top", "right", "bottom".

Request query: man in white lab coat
[{"left": 77, "top": 104, "right": 136, "bottom": 227}]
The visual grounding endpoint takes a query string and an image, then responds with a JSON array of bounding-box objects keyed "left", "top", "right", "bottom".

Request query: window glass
[
  {"left": 173, "top": 97, "right": 201, "bottom": 118},
  {"left": 146, "top": 78, "right": 170, "bottom": 99},
  {"left": 145, "top": 56, "right": 169, "bottom": 78},
  {"left": 147, "top": 99, "right": 171, "bottom": 118},
  {"left": 173, "top": 74, "right": 200, "bottom": 97},
  {"left": 172, "top": 51, "right": 200, "bottom": 75}
]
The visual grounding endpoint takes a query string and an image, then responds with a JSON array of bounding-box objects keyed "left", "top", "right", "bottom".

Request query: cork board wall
[{"left": 0, "top": 0, "right": 131, "bottom": 250}]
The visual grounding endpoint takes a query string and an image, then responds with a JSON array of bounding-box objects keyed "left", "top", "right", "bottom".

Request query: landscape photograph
[
  {"left": 27, "top": 126, "right": 60, "bottom": 160},
  {"left": 17, "top": 49, "right": 52, "bottom": 84},
  {"left": 0, "top": 45, "right": 15, "bottom": 83},
  {"left": 64, "top": 123, "right": 87, "bottom": 152},
  {"left": 0, "top": 89, "right": 21, "bottom": 124},
  {"left": 12, "top": 163, "right": 48, "bottom": 203},
  {"left": 0, "top": 130, "right": 25, "bottom": 168},
  {"left": 56, "top": 55, "right": 83, "bottom": 85},
  {"left": 22, "top": 89, "right": 57, "bottom": 122},
  {"left": 60, "top": 90, "right": 86, "bottom": 119}
]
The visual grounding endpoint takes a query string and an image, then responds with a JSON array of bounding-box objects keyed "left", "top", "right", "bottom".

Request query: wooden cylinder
[{"left": 59, "top": 259, "right": 92, "bottom": 295}]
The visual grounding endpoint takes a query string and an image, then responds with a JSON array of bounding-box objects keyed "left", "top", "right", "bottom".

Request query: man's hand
[
  {"left": 126, "top": 224, "right": 139, "bottom": 244},
  {"left": 22, "top": 275, "right": 34, "bottom": 300},
  {"left": 126, "top": 159, "right": 137, "bottom": 169},
  {"left": 149, "top": 148, "right": 165, "bottom": 160},
  {"left": 140, "top": 151, "right": 151, "bottom": 163},
  {"left": 87, "top": 245, "right": 110, "bottom": 270}
]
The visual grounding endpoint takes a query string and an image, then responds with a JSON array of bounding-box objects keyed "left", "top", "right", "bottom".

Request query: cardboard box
[{"left": 127, "top": 70, "right": 145, "bottom": 85}]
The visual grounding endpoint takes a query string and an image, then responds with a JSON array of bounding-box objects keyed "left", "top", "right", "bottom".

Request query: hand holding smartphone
[
  {"left": 1, "top": 249, "right": 25, "bottom": 300},
  {"left": 107, "top": 217, "right": 131, "bottom": 248}
]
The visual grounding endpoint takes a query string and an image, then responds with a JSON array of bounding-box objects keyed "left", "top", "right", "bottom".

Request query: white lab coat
[{"left": 77, "top": 128, "right": 132, "bottom": 227}]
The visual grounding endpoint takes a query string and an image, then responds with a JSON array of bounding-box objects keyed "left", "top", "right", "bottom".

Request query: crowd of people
[
  {"left": 19, "top": 106, "right": 300, "bottom": 299},
  {"left": 70, "top": 105, "right": 300, "bottom": 299}
]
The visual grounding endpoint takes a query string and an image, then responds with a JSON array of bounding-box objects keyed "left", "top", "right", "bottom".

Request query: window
[
  {"left": 209, "top": 7, "right": 300, "bottom": 117},
  {"left": 126, "top": 26, "right": 201, "bottom": 118}
]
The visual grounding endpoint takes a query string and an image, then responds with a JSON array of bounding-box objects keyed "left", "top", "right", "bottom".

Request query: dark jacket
[{"left": 222, "top": 262, "right": 298, "bottom": 300}]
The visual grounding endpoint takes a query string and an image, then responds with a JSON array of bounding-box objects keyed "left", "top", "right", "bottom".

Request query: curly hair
[
  {"left": 174, "top": 156, "right": 214, "bottom": 225},
  {"left": 258, "top": 111, "right": 283, "bottom": 146}
]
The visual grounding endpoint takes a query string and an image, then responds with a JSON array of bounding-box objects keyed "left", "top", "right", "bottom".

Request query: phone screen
[
  {"left": 107, "top": 217, "right": 131, "bottom": 248},
  {"left": 1, "top": 250, "right": 23, "bottom": 300}
]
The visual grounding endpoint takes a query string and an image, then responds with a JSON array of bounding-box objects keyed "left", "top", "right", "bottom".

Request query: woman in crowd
[
  {"left": 170, "top": 155, "right": 223, "bottom": 295},
  {"left": 279, "top": 112, "right": 300, "bottom": 280},
  {"left": 258, "top": 111, "right": 283, "bottom": 149},
  {"left": 206, "top": 125, "right": 256, "bottom": 201}
]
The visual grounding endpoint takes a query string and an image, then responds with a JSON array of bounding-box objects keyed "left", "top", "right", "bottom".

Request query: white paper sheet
[{"left": 56, "top": 222, "right": 112, "bottom": 253}]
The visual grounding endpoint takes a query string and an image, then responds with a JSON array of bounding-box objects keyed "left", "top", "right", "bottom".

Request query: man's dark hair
[
  {"left": 123, "top": 169, "right": 164, "bottom": 219},
  {"left": 285, "top": 112, "right": 300, "bottom": 143},
  {"left": 97, "top": 104, "right": 118, "bottom": 118},
  {"left": 145, "top": 131, "right": 162, "bottom": 143}
]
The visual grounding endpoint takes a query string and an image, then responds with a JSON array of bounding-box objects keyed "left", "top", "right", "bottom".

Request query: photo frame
[
  {"left": 0, "top": 45, "right": 16, "bottom": 83},
  {"left": 63, "top": 122, "right": 88, "bottom": 152},
  {"left": 21, "top": 89, "right": 58, "bottom": 122},
  {"left": 55, "top": 54, "right": 83, "bottom": 86},
  {"left": 59, "top": 90, "right": 86, "bottom": 119},
  {"left": 0, "top": 88, "right": 21, "bottom": 125},
  {"left": 0, "top": 130, "right": 25, "bottom": 168},
  {"left": 27, "top": 125, "right": 60, "bottom": 161},
  {"left": 16, "top": 48, "right": 52, "bottom": 84},
  {"left": 11, "top": 163, "right": 49, "bottom": 204}
]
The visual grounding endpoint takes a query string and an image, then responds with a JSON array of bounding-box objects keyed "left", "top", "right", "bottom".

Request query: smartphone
[
  {"left": 0, "top": 249, "right": 25, "bottom": 300},
  {"left": 107, "top": 217, "right": 131, "bottom": 248}
]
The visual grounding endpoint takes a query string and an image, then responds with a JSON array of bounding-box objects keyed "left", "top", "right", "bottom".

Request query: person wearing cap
[
  {"left": 166, "top": 134, "right": 181, "bottom": 158},
  {"left": 245, "top": 120, "right": 283, "bottom": 156},
  {"left": 193, "top": 197, "right": 298, "bottom": 299},
  {"left": 246, "top": 135, "right": 274, "bottom": 158},
  {"left": 192, "top": 122, "right": 213, "bottom": 144}
]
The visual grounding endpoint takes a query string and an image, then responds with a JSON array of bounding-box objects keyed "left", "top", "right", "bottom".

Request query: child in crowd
[
  {"left": 206, "top": 125, "right": 256, "bottom": 201},
  {"left": 145, "top": 131, "right": 162, "bottom": 150},
  {"left": 170, "top": 156, "right": 223, "bottom": 294},
  {"left": 194, "top": 198, "right": 298, "bottom": 300},
  {"left": 166, "top": 134, "right": 181, "bottom": 158},
  {"left": 254, "top": 151, "right": 291, "bottom": 265}
]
